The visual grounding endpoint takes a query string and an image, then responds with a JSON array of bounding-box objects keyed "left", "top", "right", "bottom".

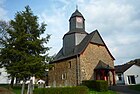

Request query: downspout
[{"left": 76, "top": 55, "right": 81, "bottom": 85}]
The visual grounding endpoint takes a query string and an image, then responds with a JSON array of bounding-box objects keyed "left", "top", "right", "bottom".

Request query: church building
[{"left": 48, "top": 9, "right": 115, "bottom": 86}]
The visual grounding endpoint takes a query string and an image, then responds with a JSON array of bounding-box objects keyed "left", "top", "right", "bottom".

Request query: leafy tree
[{"left": 0, "top": 6, "right": 50, "bottom": 94}]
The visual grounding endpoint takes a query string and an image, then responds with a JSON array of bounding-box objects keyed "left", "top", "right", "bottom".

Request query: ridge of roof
[{"left": 115, "top": 60, "right": 140, "bottom": 73}]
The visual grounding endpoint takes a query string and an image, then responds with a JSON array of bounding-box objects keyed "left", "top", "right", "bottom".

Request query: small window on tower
[{"left": 68, "top": 61, "right": 71, "bottom": 68}]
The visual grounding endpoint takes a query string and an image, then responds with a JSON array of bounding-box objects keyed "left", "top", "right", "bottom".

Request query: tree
[{"left": 0, "top": 6, "right": 50, "bottom": 94}]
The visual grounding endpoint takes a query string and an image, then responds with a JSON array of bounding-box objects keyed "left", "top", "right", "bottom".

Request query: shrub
[
  {"left": 82, "top": 80, "right": 96, "bottom": 89},
  {"left": 95, "top": 80, "right": 108, "bottom": 91},
  {"left": 33, "top": 86, "right": 89, "bottom": 94},
  {"left": 82, "top": 80, "right": 108, "bottom": 92}
]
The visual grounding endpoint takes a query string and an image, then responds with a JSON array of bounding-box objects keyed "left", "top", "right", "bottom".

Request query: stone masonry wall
[
  {"left": 80, "top": 43, "right": 115, "bottom": 83},
  {"left": 48, "top": 57, "right": 78, "bottom": 87}
]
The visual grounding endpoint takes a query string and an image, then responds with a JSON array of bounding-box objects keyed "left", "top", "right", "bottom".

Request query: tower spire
[{"left": 76, "top": 5, "right": 78, "bottom": 10}]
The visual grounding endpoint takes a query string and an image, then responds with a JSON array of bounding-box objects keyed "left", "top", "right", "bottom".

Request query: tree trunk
[
  {"left": 27, "top": 79, "right": 33, "bottom": 94},
  {"left": 21, "top": 80, "right": 25, "bottom": 94},
  {"left": 10, "top": 76, "right": 14, "bottom": 88}
]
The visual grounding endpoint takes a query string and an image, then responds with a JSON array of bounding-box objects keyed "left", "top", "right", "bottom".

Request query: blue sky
[{"left": 0, "top": 0, "right": 140, "bottom": 65}]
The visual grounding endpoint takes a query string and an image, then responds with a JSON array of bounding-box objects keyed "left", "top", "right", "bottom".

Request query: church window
[
  {"left": 62, "top": 73, "right": 67, "bottom": 80},
  {"left": 68, "top": 61, "right": 71, "bottom": 68},
  {"left": 52, "top": 66, "right": 55, "bottom": 70}
]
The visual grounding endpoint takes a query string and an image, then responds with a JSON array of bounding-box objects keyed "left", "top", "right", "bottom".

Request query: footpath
[{"left": 110, "top": 85, "right": 140, "bottom": 94}]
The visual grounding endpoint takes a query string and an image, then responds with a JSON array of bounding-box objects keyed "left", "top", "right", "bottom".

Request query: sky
[{"left": 0, "top": 0, "right": 140, "bottom": 65}]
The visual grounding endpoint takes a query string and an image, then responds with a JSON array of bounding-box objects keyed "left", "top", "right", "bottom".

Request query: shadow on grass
[{"left": 89, "top": 89, "right": 117, "bottom": 94}]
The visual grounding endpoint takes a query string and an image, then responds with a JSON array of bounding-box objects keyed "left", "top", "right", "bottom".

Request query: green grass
[
  {"left": 89, "top": 89, "right": 117, "bottom": 94},
  {"left": 12, "top": 88, "right": 21, "bottom": 94},
  {"left": 129, "top": 84, "right": 140, "bottom": 91}
]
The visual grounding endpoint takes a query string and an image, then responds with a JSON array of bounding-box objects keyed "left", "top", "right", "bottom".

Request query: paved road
[{"left": 110, "top": 85, "right": 140, "bottom": 94}]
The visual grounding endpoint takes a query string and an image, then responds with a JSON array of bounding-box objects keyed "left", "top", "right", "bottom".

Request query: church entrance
[{"left": 94, "top": 60, "right": 116, "bottom": 85}]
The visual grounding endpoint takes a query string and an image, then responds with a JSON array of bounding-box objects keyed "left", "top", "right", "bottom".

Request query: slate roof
[
  {"left": 50, "top": 30, "right": 115, "bottom": 64},
  {"left": 70, "top": 9, "right": 84, "bottom": 19},
  {"left": 64, "top": 29, "right": 87, "bottom": 37},
  {"left": 115, "top": 59, "right": 140, "bottom": 73},
  {"left": 95, "top": 60, "right": 114, "bottom": 70}
]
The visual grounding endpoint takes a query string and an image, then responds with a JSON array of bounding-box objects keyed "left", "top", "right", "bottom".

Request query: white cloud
[
  {"left": 79, "top": 0, "right": 140, "bottom": 65},
  {"left": 0, "top": 0, "right": 8, "bottom": 20},
  {"left": 38, "top": 0, "right": 140, "bottom": 65},
  {"left": 39, "top": 3, "right": 69, "bottom": 55}
]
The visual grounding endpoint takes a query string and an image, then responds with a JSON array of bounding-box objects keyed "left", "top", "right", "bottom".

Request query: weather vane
[{"left": 76, "top": 5, "right": 78, "bottom": 10}]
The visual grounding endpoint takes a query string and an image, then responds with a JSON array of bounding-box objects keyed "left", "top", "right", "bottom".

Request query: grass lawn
[
  {"left": 89, "top": 89, "right": 117, "bottom": 94},
  {"left": 129, "top": 84, "right": 140, "bottom": 91},
  {"left": 12, "top": 88, "right": 21, "bottom": 94}
]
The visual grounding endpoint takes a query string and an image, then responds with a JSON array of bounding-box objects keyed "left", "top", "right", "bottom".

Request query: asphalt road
[{"left": 110, "top": 85, "right": 140, "bottom": 94}]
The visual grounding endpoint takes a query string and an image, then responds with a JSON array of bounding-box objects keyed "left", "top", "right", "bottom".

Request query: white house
[
  {"left": 115, "top": 59, "right": 140, "bottom": 85},
  {"left": 0, "top": 68, "right": 10, "bottom": 84},
  {"left": 0, "top": 67, "right": 47, "bottom": 85}
]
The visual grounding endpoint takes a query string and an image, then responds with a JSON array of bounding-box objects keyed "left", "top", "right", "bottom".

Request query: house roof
[
  {"left": 115, "top": 59, "right": 140, "bottom": 73},
  {"left": 50, "top": 30, "right": 115, "bottom": 64},
  {"left": 95, "top": 60, "right": 114, "bottom": 70}
]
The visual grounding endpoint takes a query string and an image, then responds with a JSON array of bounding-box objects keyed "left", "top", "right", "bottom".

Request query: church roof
[
  {"left": 63, "top": 29, "right": 87, "bottom": 37},
  {"left": 70, "top": 9, "right": 84, "bottom": 18},
  {"left": 95, "top": 60, "right": 114, "bottom": 70},
  {"left": 50, "top": 30, "right": 115, "bottom": 64}
]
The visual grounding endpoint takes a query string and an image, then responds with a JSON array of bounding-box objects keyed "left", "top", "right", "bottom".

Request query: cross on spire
[{"left": 76, "top": 5, "right": 78, "bottom": 10}]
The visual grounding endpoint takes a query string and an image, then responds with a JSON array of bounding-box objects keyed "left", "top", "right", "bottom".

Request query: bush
[
  {"left": 82, "top": 80, "right": 108, "bottom": 92},
  {"left": 33, "top": 86, "right": 89, "bottom": 94},
  {"left": 82, "top": 80, "right": 96, "bottom": 89},
  {"left": 95, "top": 80, "right": 108, "bottom": 91}
]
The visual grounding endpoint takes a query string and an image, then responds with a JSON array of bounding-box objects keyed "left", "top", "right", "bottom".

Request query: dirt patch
[{"left": 0, "top": 87, "right": 14, "bottom": 94}]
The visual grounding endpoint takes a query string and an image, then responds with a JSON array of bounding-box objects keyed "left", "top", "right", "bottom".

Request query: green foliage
[
  {"left": 95, "top": 80, "right": 108, "bottom": 92},
  {"left": 33, "top": 86, "right": 89, "bottom": 94},
  {"left": 0, "top": 5, "right": 51, "bottom": 84},
  {"left": 82, "top": 80, "right": 96, "bottom": 89},
  {"left": 82, "top": 80, "right": 108, "bottom": 92}
]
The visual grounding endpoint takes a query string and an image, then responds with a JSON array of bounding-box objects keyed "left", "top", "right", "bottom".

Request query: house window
[
  {"left": 118, "top": 74, "right": 122, "bottom": 81},
  {"left": 68, "top": 61, "right": 71, "bottom": 68},
  {"left": 62, "top": 73, "right": 67, "bottom": 80}
]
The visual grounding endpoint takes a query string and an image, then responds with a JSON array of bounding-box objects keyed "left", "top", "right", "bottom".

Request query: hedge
[
  {"left": 33, "top": 86, "right": 89, "bottom": 94},
  {"left": 95, "top": 80, "right": 108, "bottom": 91},
  {"left": 82, "top": 80, "right": 108, "bottom": 91}
]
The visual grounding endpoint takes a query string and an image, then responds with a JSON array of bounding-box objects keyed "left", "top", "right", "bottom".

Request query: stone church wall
[
  {"left": 48, "top": 58, "right": 78, "bottom": 87},
  {"left": 80, "top": 43, "right": 114, "bottom": 84}
]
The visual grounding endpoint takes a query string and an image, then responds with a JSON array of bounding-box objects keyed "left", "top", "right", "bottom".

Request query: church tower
[{"left": 63, "top": 9, "right": 87, "bottom": 55}]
